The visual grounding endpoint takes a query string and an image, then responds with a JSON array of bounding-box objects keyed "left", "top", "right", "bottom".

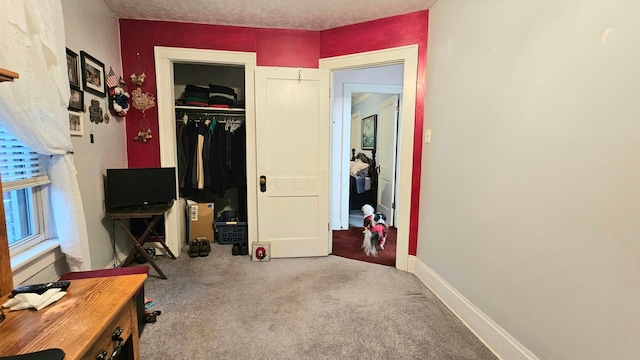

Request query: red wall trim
[{"left": 119, "top": 10, "right": 428, "bottom": 255}]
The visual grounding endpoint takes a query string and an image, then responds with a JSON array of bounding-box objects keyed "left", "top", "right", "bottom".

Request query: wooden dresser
[{"left": 0, "top": 274, "right": 147, "bottom": 360}]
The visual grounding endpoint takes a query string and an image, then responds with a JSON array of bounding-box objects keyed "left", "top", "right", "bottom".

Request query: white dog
[{"left": 361, "top": 204, "right": 388, "bottom": 257}]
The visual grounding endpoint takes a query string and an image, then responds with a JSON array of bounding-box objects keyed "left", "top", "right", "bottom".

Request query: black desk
[{"left": 105, "top": 204, "right": 176, "bottom": 279}]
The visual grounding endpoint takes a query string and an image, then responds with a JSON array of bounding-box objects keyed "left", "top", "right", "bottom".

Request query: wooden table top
[{"left": 0, "top": 274, "right": 147, "bottom": 358}]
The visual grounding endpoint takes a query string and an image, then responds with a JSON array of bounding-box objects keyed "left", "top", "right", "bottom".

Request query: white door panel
[
  {"left": 255, "top": 67, "right": 330, "bottom": 258},
  {"left": 377, "top": 95, "right": 399, "bottom": 225}
]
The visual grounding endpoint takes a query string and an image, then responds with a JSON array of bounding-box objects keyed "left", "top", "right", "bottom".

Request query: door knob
[{"left": 260, "top": 176, "right": 267, "bottom": 192}]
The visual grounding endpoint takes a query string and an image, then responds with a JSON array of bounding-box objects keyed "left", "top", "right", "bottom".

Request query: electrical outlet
[
  {"left": 252, "top": 242, "right": 271, "bottom": 262},
  {"left": 425, "top": 128, "right": 431, "bottom": 144}
]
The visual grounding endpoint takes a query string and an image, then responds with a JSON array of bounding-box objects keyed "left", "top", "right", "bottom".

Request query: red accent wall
[
  {"left": 320, "top": 11, "right": 429, "bottom": 255},
  {"left": 119, "top": 10, "right": 428, "bottom": 255},
  {"left": 119, "top": 20, "right": 319, "bottom": 168}
]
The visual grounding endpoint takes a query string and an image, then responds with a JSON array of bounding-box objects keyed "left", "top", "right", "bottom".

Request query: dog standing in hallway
[{"left": 361, "top": 204, "right": 388, "bottom": 257}]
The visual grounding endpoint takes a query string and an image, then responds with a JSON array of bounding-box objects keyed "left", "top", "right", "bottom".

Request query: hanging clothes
[
  {"left": 177, "top": 119, "right": 197, "bottom": 197},
  {"left": 208, "top": 121, "right": 233, "bottom": 196},
  {"left": 176, "top": 113, "right": 246, "bottom": 204},
  {"left": 229, "top": 124, "right": 247, "bottom": 221}
]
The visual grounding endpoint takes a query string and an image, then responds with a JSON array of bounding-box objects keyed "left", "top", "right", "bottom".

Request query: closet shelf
[
  {"left": 175, "top": 105, "right": 245, "bottom": 113},
  {"left": 0, "top": 68, "right": 19, "bottom": 82}
]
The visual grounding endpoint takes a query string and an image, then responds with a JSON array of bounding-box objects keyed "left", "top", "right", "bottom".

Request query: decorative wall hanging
[
  {"left": 134, "top": 128, "right": 152, "bottom": 143},
  {"left": 130, "top": 53, "right": 146, "bottom": 86},
  {"left": 131, "top": 87, "right": 155, "bottom": 142},
  {"left": 104, "top": 100, "right": 110, "bottom": 124},
  {"left": 106, "top": 68, "right": 130, "bottom": 117},
  {"left": 89, "top": 99, "right": 104, "bottom": 123},
  {"left": 80, "top": 51, "right": 106, "bottom": 97},
  {"left": 131, "top": 88, "right": 155, "bottom": 113}
]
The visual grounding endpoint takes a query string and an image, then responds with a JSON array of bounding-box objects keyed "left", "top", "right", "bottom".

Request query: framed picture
[
  {"left": 68, "top": 111, "right": 83, "bottom": 136},
  {"left": 66, "top": 48, "right": 80, "bottom": 88},
  {"left": 361, "top": 114, "right": 377, "bottom": 150},
  {"left": 80, "top": 51, "right": 105, "bottom": 97},
  {"left": 68, "top": 87, "right": 84, "bottom": 112}
]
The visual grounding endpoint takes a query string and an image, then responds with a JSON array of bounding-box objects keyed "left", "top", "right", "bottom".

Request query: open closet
[{"left": 172, "top": 63, "right": 247, "bottom": 222}]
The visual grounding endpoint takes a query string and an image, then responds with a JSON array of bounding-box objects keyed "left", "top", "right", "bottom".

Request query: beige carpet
[{"left": 138, "top": 243, "right": 497, "bottom": 360}]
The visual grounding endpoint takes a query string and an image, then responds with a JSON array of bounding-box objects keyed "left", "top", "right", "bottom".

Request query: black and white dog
[{"left": 361, "top": 204, "right": 388, "bottom": 257}]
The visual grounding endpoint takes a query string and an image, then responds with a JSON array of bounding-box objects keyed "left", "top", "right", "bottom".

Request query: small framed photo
[
  {"left": 68, "top": 111, "right": 83, "bottom": 136},
  {"left": 66, "top": 48, "right": 80, "bottom": 88},
  {"left": 361, "top": 114, "right": 377, "bottom": 150},
  {"left": 80, "top": 51, "right": 106, "bottom": 97},
  {"left": 68, "top": 87, "right": 84, "bottom": 112}
]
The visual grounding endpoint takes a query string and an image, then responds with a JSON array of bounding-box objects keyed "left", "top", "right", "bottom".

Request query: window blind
[{"left": 0, "top": 126, "right": 49, "bottom": 189}]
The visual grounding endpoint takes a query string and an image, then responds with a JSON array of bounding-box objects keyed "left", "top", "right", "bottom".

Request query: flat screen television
[{"left": 105, "top": 167, "right": 177, "bottom": 210}]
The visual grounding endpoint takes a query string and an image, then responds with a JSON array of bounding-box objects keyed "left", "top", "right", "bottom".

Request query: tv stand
[{"left": 105, "top": 204, "right": 176, "bottom": 279}]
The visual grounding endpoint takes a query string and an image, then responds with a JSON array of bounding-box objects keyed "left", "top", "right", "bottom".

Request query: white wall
[
  {"left": 420, "top": 1, "right": 640, "bottom": 359},
  {"left": 62, "top": 0, "right": 129, "bottom": 269}
]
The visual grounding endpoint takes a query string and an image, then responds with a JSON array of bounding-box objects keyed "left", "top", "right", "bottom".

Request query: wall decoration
[
  {"left": 130, "top": 53, "right": 146, "bottom": 86},
  {"left": 131, "top": 87, "right": 155, "bottom": 143},
  {"left": 131, "top": 88, "right": 155, "bottom": 112},
  {"left": 89, "top": 99, "right": 104, "bottom": 123},
  {"left": 68, "top": 111, "right": 83, "bottom": 136},
  {"left": 106, "top": 69, "right": 130, "bottom": 118},
  {"left": 66, "top": 48, "right": 80, "bottom": 88},
  {"left": 361, "top": 114, "right": 377, "bottom": 150},
  {"left": 80, "top": 51, "right": 106, "bottom": 97},
  {"left": 68, "top": 87, "right": 84, "bottom": 112}
]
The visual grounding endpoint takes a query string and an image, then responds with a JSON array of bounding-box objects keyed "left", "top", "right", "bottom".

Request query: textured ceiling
[{"left": 102, "top": 0, "right": 437, "bottom": 31}]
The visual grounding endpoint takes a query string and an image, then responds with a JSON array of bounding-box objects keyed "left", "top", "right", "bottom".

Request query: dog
[{"left": 361, "top": 204, "right": 388, "bottom": 257}]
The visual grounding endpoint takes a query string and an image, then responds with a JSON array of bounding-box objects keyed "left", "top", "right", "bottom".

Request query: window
[{"left": 0, "top": 124, "right": 50, "bottom": 256}]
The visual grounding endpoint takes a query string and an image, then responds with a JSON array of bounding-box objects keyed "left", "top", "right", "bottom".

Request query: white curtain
[{"left": 0, "top": 0, "right": 91, "bottom": 271}]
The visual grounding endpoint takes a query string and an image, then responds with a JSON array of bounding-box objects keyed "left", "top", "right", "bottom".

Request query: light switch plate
[{"left": 425, "top": 128, "right": 431, "bottom": 143}]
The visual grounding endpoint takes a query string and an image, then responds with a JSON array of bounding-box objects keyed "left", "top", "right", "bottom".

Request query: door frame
[
  {"left": 320, "top": 45, "right": 418, "bottom": 272},
  {"left": 342, "top": 84, "right": 403, "bottom": 229},
  {"left": 154, "top": 47, "right": 257, "bottom": 255}
]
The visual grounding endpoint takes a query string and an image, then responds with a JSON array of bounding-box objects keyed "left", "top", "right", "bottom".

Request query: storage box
[
  {"left": 215, "top": 221, "right": 247, "bottom": 245},
  {"left": 187, "top": 203, "right": 214, "bottom": 242}
]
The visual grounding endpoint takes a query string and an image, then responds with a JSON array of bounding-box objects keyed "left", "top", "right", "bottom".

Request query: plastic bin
[{"left": 215, "top": 221, "right": 247, "bottom": 245}]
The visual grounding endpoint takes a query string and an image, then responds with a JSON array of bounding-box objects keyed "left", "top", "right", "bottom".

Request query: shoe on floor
[
  {"left": 240, "top": 242, "right": 248, "bottom": 255},
  {"left": 232, "top": 243, "right": 241, "bottom": 256},
  {"left": 188, "top": 238, "right": 200, "bottom": 258},
  {"left": 199, "top": 238, "right": 211, "bottom": 257}
]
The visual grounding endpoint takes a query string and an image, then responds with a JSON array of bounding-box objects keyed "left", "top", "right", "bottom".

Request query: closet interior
[{"left": 173, "top": 62, "right": 247, "bottom": 223}]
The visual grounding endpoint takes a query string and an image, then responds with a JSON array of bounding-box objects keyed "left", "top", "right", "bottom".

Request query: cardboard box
[{"left": 187, "top": 203, "right": 214, "bottom": 242}]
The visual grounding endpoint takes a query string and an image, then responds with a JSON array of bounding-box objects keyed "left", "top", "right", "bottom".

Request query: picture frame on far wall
[
  {"left": 68, "top": 87, "right": 84, "bottom": 112},
  {"left": 361, "top": 114, "right": 377, "bottom": 150},
  {"left": 68, "top": 111, "right": 83, "bottom": 136},
  {"left": 80, "top": 51, "right": 105, "bottom": 97},
  {"left": 66, "top": 48, "right": 80, "bottom": 88}
]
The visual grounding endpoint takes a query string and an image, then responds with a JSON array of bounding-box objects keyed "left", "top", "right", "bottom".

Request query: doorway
[
  {"left": 321, "top": 45, "right": 418, "bottom": 272},
  {"left": 333, "top": 91, "right": 401, "bottom": 267}
]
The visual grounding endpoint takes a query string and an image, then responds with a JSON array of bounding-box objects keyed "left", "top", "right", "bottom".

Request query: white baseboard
[{"left": 409, "top": 256, "right": 539, "bottom": 360}]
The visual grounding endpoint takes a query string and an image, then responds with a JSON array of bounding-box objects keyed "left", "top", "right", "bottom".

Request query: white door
[
  {"left": 377, "top": 95, "right": 399, "bottom": 226},
  {"left": 350, "top": 112, "right": 360, "bottom": 154},
  {"left": 255, "top": 67, "right": 330, "bottom": 258}
]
